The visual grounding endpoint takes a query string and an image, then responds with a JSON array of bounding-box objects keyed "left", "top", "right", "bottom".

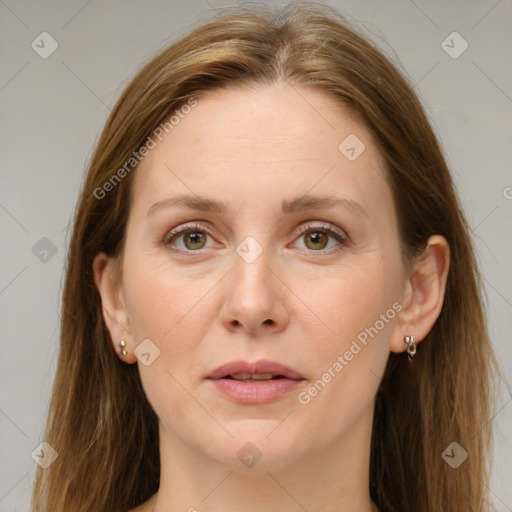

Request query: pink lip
[
  {"left": 206, "top": 359, "right": 306, "bottom": 405},
  {"left": 207, "top": 359, "right": 304, "bottom": 380}
]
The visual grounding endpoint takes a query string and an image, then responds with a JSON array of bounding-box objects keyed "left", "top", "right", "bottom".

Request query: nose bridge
[
  {"left": 232, "top": 239, "right": 275, "bottom": 307},
  {"left": 220, "top": 236, "right": 288, "bottom": 333}
]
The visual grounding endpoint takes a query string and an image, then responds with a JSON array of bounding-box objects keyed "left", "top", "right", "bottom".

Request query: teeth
[{"left": 230, "top": 372, "right": 275, "bottom": 380}]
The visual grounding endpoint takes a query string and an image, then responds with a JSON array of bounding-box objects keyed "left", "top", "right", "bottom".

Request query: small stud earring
[
  {"left": 403, "top": 335, "right": 417, "bottom": 359},
  {"left": 118, "top": 340, "right": 127, "bottom": 357}
]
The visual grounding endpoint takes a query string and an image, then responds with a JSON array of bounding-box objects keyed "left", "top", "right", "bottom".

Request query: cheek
[
  {"left": 305, "top": 258, "right": 396, "bottom": 352},
  {"left": 123, "top": 253, "right": 205, "bottom": 341},
  {"left": 295, "top": 258, "right": 397, "bottom": 426},
  {"left": 121, "top": 256, "right": 213, "bottom": 429},
  {"left": 122, "top": 253, "right": 224, "bottom": 379}
]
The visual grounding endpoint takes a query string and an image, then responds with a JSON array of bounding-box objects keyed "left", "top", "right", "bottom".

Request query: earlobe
[
  {"left": 390, "top": 235, "right": 450, "bottom": 354},
  {"left": 92, "top": 252, "right": 137, "bottom": 364}
]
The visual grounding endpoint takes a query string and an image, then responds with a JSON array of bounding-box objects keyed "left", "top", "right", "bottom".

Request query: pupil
[
  {"left": 186, "top": 232, "right": 205, "bottom": 249},
  {"left": 307, "top": 231, "right": 327, "bottom": 250}
]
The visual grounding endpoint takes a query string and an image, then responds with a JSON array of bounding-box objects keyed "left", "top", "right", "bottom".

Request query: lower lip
[{"left": 208, "top": 378, "right": 304, "bottom": 404}]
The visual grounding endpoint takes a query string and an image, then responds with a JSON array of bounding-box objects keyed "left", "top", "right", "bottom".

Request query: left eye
[{"left": 292, "top": 224, "right": 347, "bottom": 252}]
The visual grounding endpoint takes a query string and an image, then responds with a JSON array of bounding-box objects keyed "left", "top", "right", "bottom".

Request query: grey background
[{"left": 1, "top": 0, "right": 511, "bottom": 510}]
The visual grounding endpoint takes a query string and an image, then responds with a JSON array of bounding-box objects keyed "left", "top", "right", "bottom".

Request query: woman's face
[{"left": 112, "top": 82, "right": 409, "bottom": 471}]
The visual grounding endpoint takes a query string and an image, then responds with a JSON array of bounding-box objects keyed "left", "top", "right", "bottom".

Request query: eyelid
[{"left": 295, "top": 221, "right": 347, "bottom": 240}]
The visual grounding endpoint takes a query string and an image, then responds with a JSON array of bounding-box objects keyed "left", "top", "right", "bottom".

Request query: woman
[{"left": 31, "top": 2, "right": 498, "bottom": 511}]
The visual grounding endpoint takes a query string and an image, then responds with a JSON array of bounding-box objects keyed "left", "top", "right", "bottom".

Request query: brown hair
[{"left": 32, "top": 2, "right": 498, "bottom": 511}]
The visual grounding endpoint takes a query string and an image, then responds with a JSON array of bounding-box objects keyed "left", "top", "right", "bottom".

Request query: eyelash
[{"left": 162, "top": 222, "right": 349, "bottom": 256}]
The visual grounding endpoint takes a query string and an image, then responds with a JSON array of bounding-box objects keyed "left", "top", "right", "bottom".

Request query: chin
[{"left": 197, "top": 419, "right": 308, "bottom": 473}]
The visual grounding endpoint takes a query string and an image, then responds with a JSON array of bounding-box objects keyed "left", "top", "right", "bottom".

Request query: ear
[
  {"left": 92, "top": 252, "right": 137, "bottom": 364},
  {"left": 390, "top": 235, "right": 450, "bottom": 354}
]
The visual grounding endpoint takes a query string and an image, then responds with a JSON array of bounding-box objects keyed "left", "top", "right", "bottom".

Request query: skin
[{"left": 93, "top": 81, "right": 450, "bottom": 512}]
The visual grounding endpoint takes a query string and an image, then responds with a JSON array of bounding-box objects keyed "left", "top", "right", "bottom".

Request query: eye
[
  {"left": 163, "top": 221, "right": 348, "bottom": 255},
  {"left": 292, "top": 223, "right": 348, "bottom": 253},
  {"left": 163, "top": 223, "right": 215, "bottom": 252}
]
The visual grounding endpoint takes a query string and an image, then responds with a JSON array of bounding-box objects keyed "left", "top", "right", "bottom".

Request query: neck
[{"left": 150, "top": 409, "right": 378, "bottom": 512}]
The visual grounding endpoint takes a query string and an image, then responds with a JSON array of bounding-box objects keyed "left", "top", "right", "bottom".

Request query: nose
[{"left": 219, "top": 249, "right": 290, "bottom": 336}]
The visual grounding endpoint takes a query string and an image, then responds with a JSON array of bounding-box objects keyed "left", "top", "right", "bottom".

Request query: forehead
[{"left": 131, "top": 82, "right": 392, "bottom": 218}]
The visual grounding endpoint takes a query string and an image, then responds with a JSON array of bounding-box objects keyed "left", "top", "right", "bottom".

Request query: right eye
[{"left": 163, "top": 223, "right": 216, "bottom": 252}]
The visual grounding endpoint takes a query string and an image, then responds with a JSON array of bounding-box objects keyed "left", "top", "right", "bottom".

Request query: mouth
[
  {"left": 207, "top": 360, "right": 306, "bottom": 404},
  {"left": 223, "top": 373, "right": 288, "bottom": 382},
  {"left": 207, "top": 359, "right": 305, "bottom": 380}
]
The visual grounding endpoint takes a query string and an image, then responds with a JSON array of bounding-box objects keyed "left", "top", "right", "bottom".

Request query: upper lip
[{"left": 207, "top": 359, "right": 305, "bottom": 380}]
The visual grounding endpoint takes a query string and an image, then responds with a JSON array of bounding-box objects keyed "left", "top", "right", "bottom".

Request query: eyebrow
[{"left": 146, "top": 193, "right": 369, "bottom": 218}]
